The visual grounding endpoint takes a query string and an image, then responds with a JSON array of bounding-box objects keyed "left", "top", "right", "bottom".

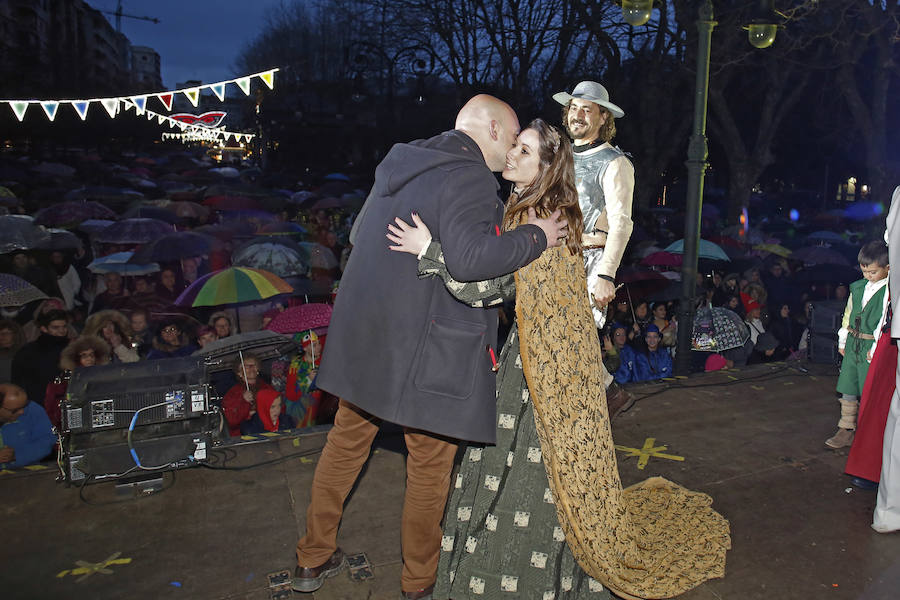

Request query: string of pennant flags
[
  {"left": 1, "top": 68, "right": 278, "bottom": 126},
  {"left": 136, "top": 104, "right": 255, "bottom": 143}
]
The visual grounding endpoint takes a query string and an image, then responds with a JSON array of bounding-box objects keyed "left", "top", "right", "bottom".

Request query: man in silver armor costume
[{"left": 553, "top": 81, "right": 636, "bottom": 416}]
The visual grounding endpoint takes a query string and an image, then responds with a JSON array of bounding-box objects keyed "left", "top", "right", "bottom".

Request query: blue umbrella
[
  {"left": 88, "top": 252, "right": 160, "bottom": 275},
  {"left": 844, "top": 201, "right": 885, "bottom": 221},
  {"left": 664, "top": 239, "right": 730, "bottom": 262}
]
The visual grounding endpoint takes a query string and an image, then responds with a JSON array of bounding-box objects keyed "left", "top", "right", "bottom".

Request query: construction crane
[{"left": 100, "top": 1, "right": 160, "bottom": 33}]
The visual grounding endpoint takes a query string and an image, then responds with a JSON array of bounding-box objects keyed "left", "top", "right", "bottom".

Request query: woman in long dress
[{"left": 388, "top": 119, "right": 730, "bottom": 600}]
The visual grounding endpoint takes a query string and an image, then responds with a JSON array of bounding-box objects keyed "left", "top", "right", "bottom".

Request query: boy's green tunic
[{"left": 837, "top": 278, "right": 886, "bottom": 396}]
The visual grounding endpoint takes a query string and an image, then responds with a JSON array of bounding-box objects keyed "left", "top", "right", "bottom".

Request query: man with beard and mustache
[{"left": 553, "top": 81, "right": 636, "bottom": 416}]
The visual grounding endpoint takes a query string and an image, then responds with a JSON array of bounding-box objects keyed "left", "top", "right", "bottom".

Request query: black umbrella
[
  {"left": 194, "top": 331, "right": 299, "bottom": 373},
  {"left": 129, "top": 231, "right": 218, "bottom": 264}
]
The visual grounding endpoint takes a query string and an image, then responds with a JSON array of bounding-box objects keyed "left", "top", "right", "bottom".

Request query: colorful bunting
[
  {"left": 260, "top": 70, "right": 275, "bottom": 89},
  {"left": 183, "top": 87, "right": 200, "bottom": 107},
  {"left": 100, "top": 98, "right": 119, "bottom": 118},
  {"left": 130, "top": 95, "right": 147, "bottom": 115},
  {"left": 210, "top": 83, "right": 226, "bottom": 101},
  {"left": 10, "top": 101, "right": 28, "bottom": 121},
  {"left": 72, "top": 101, "right": 90, "bottom": 120},
  {"left": 1, "top": 69, "right": 277, "bottom": 144},
  {"left": 157, "top": 93, "right": 174, "bottom": 111},
  {"left": 40, "top": 101, "right": 59, "bottom": 121},
  {"left": 235, "top": 77, "right": 251, "bottom": 95}
]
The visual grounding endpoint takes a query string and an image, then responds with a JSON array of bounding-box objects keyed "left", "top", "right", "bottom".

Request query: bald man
[{"left": 291, "top": 95, "right": 567, "bottom": 599}]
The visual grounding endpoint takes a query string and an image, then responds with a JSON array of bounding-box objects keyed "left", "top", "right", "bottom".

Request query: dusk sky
[{"left": 97, "top": 0, "right": 283, "bottom": 89}]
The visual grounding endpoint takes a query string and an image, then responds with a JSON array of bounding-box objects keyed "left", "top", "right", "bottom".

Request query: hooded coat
[{"left": 316, "top": 130, "right": 547, "bottom": 443}]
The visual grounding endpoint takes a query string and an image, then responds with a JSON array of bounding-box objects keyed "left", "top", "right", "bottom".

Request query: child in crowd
[
  {"left": 826, "top": 240, "right": 890, "bottom": 450},
  {"left": 240, "top": 388, "right": 295, "bottom": 435}
]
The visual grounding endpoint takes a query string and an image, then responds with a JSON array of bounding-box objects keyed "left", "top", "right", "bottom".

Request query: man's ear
[{"left": 489, "top": 119, "right": 499, "bottom": 141}]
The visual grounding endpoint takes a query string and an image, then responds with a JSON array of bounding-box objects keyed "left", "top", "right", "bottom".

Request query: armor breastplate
[{"left": 574, "top": 146, "right": 625, "bottom": 233}]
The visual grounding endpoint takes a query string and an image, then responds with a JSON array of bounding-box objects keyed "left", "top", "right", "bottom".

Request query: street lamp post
[
  {"left": 674, "top": 0, "right": 716, "bottom": 376},
  {"left": 622, "top": 0, "right": 779, "bottom": 375}
]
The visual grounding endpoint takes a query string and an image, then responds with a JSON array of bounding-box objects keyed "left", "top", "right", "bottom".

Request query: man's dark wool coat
[{"left": 316, "top": 130, "right": 547, "bottom": 443}]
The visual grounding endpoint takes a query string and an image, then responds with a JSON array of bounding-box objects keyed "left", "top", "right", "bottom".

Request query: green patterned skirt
[{"left": 433, "top": 323, "right": 612, "bottom": 600}]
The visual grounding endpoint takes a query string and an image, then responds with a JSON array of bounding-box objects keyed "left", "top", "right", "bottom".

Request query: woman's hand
[{"left": 387, "top": 212, "right": 432, "bottom": 256}]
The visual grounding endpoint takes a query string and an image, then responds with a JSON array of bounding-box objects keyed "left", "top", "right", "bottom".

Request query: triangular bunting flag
[
  {"left": 178, "top": 122, "right": 187, "bottom": 131},
  {"left": 10, "top": 101, "right": 29, "bottom": 121},
  {"left": 122, "top": 100, "right": 135, "bottom": 112},
  {"left": 100, "top": 98, "right": 119, "bottom": 118},
  {"left": 259, "top": 70, "right": 275, "bottom": 89},
  {"left": 184, "top": 87, "right": 200, "bottom": 107},
  {"left": 130, "top": 95, "right": 147, "bottom": 115},
  {"left": 157, "top": 93, "right": 173, "bottom": 111},
  {"left": 72, "top": 101, "right": 91, "bottom": 120},
  {"left": 226, "top": 133, "right": 234, "bottom": 142},
  {"left": 210, "top": 83, "right": 226, "bottom": 101},
  {"left": 235, "top": 77, "right": 251, "bottom": 95},
  {"left": 157, "top": 114, "right": 167, "bottom": 125},
  {"left": 40, "top": 101, "right": 59, "bottom": 121},
  {"left": 146, "top": 110, "right": 155, "bottom": 121}
]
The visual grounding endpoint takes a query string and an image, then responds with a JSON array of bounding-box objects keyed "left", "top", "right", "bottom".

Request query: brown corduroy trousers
[{"left": 296, "top": 399, "right": 458, "bottom": 592}]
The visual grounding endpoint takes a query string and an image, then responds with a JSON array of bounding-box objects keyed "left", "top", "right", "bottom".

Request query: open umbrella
[
  {"left": 0, "top": 215, "right": 51, "bottom": 253},
  {"left": 691, "top": 306, "right": 750, "bottom": 352},
  {"left": 640, "top": 252, "right": 682, "bottom": 267},
  {"left": 258, "top": 222, "right": 308, "bottom": 236},
  {"left": 95, "top": 218, "right": 174, "bottom": 244},
  {"left": 806, "top": 231, "right": 844, "bottom": 244},
  {"left": 615, "top": 267, "right": 672, "bottom": 304},
  {"left": 664, "top": 239, "right": 731, "bottom": 262},
  {"left": 129, "top": 231, "right": 217, "bottom": 264},
  {"left": 33, "top": 201, "right": 116, "bottom": 227},
  {"left": 299, "top": 242, "right": 339, "bottom": 269},
  {"left": 194, "top": 331, "right": 300, "bottom": 373},
  {"left": 0, "top": 273, "right": 49, "bottom": 307},
  {"left": 752, "top": 243, "right": 792, "bottom": 258},
  {"left": 203, "top": 195, "right": 261, "bottom": 211},
  {"left": 791, "top": 246, "right": 851, "bottom": 266},
  {"left": 88, "top": 252, "right": 160, "bottom": 275},
  {"left": 175, "top": 267, "right": 293, "bottom": 307},
  {"left": 168, "top": 201, "right": 209, "bottom": 220},
  {"left": 265, "top": 303, "right": 333, "bottom": 334},
  {"left": 120, "top": 204, "right": 181, "bottom": 224},
  {"left": 78, "top": 219, "right": 115, "bottom": 235},
  {"left": 36, "top": 228, "right": 83, "bottom": 251},
  {"left": 232, "top": 242, "right": 309, "bottom": 278}
]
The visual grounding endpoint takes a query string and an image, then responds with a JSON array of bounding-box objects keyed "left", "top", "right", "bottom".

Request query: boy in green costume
[{"left": 826, "top": 240, "right": 890, "bottom": 449}]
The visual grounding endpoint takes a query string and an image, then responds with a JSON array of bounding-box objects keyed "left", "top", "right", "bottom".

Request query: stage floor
[{"left": 2, "top": 361, "right": 899, "bottom": 599}]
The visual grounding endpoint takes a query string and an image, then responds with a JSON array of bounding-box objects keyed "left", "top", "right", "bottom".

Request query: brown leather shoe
[
  {"left": 400, "top": 583, "right": 435, "bottom": 600},
  {"left": 292, "top": 548, "right": 346, "bottom": 593},
  {"left": 606, "top": 382, "right": 636, "bottom": 420}
]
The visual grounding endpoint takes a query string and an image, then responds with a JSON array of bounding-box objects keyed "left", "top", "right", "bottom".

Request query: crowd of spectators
[{"left": 0, "top": 153, "right": 353, "bottom": 469}]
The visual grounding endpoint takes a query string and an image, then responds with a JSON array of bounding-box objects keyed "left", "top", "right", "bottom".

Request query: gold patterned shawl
[{"left": 515, "top": 244, "right": 732, "bottom": 600}]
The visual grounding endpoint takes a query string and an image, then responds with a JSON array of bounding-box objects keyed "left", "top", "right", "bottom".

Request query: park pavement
[{"left": 2, "top": 360, "right": 899, "bottom": 599}]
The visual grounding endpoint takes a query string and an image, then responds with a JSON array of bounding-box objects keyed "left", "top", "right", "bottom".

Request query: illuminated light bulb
[
  {"left": 622, "top": 0, "right": 653, "bottom": 26},
  {"left": 748, "top": 23, "right": 777, "bottom": 48}
]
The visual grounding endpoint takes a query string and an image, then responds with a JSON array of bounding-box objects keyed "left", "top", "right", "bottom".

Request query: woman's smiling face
[{"left": 501, "top": 128, "right": 541, "bottom": 187}]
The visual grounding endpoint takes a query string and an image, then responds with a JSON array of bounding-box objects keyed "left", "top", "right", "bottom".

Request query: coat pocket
[{"left": 414, "top": 316, "right": 485, "bottom": 399}]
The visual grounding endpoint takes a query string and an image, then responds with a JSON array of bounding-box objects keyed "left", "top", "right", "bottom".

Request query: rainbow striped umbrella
[{"left": 175, "top": 267, "right": 293, "bottom": 307}]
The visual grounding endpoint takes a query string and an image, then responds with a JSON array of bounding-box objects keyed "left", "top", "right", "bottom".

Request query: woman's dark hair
[{"left": 502, "top": 118, "right": 583, "bottom": 256}]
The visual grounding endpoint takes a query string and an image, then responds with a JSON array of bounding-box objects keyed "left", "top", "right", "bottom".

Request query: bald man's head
[{"left": 455, "top": 94, "right": 520, "bottom": 172}]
